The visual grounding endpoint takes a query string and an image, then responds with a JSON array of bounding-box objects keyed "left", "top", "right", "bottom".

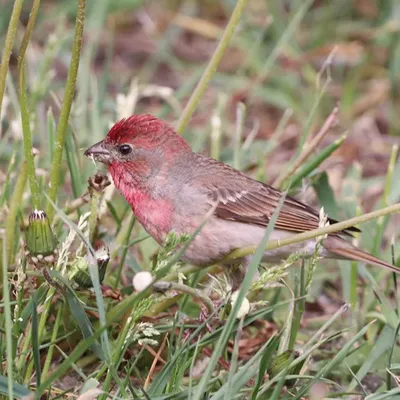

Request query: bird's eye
[{"left": 118, "top": 144, "right": 132, "bottom": 155}]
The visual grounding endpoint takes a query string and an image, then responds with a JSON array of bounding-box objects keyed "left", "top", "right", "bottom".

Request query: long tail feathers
[{"left": 325, "top": 238, "right": 399, "bottom": 274}]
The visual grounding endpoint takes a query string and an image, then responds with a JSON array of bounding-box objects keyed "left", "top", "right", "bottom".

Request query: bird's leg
[
  {"left": 181, "top": 302, "right": 222, "bottom": 343},
  {"left": 225, "top": 256, "right": 260, "bottom": 291},
  {"left": 199, "top": 303, "right": 218, "bottom": 333}
]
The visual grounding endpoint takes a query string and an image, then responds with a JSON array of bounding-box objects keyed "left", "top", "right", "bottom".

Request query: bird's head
[
  {"left": 85, "top": 115, "right": 190, "bottom": 223},
  {"left": 85, "top": 114, "right": 192, "bottom": 199},
  {"left": 85, "top": 114, "right": 191, "bottom": 167}
]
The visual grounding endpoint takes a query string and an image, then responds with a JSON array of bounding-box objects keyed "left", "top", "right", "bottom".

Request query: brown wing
[{"left": 190, "top": 154, "right": 358, "bottom": 235}]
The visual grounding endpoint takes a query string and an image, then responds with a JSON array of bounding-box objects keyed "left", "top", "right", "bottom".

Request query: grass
[{"left": 1, "top": 0, "right": 400, "bottom": 398}]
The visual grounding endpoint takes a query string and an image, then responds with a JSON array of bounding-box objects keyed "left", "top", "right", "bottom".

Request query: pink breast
[
  {"left": 132, "top": 193, "right": 173, "bottom": 243},
  {"left": 109, "top": 163, "right": 173, "bottom": 243}
]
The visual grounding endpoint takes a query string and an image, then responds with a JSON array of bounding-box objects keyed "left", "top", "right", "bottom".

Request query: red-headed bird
[{"left": 85, "top": 114, "right": 399, "bottom": 280}]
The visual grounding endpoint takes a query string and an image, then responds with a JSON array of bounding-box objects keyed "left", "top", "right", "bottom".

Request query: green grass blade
[
  {"left": 65, "top": 130, "right": 84, "bottom": 198},
  {"left": 248, "top": 0, "right": 314, "bottom": 105},
  {"left": 148, "top": 304, "right": 224, "bottom": 395},
  {"left": 0, "top": 150, "right": 16, "bottom": 207},
  {"left": 269, "top": 353, "right": 295, "bottom": 400},
  {"left": 285, "top": 132, "right": 347, "bottom": 190},
  {"left": 2, "top": 239, "right": 13, "bottom": 399},
  {"left": 192, "top": 192, "right": 287, "bottom": 400},
  {"left": 223, "top": 319, "right": 244, "bottom": 400},
  {"left": 312, "top": 171, "right": 339, "bottom": 219},
  {"left": 17, "top": 284, "right": 48, "bottom": 334},
  {"left": 297, "top": 81, "right": 330, "bottom": 152},
  {"left": 45, "top": 195, "right": 111, "bottom": 362},
  {"left": 366, "top": 387, "right": 400, "bottom": 400},
  {"left": 46, "top": 0, "right": 86, "bottom": 222},
  {"left": 36, "top": 322, "right": 110, "bottom": 396},
  {"left": 18, "top": 0, "right": 42, "bottom": 209},
  {"left": 386, "top": 321, "right": 400, "bottom": 390},
  {"left": 4, "top": 160, "right": 27, "bottom": 269},
  {"left": 0, "top": 375, "right": 32, "bottom": 399},
  {"left": 31, "top": 292, "right": 42, "bottom": 388},
  {"left": 209, "top": 333, "right": 281, "bottom": 400},
  {"left": 50, "top": 270, "right": 105, "bottom": 361},
  {"left": 250, "top": 334, "right": 280, "bottom": 400},
  {"left": 372, "top": 144, "right": 398, "bottom": 256},
  {"left": 47, "top": 107, "right": 56, "bottom": 164},
  {"left": 347, "top": 324, "right": 394, "bottom": 391},
  {"left": 294, "top": 321, "right": 375, "bottom": 399},
  {"left": 0, "top": 0, "right": 24, "bottom": 110}
]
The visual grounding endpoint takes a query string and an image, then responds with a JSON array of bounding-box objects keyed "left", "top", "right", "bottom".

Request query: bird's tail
[{"left": 324, "top": 236, "right": 399, "bottom": 274}]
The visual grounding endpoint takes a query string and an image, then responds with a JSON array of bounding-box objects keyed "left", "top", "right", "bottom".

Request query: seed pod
[
  {"left": 25, "top": 210, "right": 58, "bottom": 266},
  {"left": 71, "top": 246, "right": 110, "bottom": 288},
  {"left": 133, "top": 271, "right": 154, "bottom": 292}
]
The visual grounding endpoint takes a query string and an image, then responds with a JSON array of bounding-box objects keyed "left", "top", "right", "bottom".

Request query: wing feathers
[
  {"left": 190, "top": 153, "right": 359, "bottom": 235},
  {"left": 210, "top": 178, "right": 358, "bottom": 235}
]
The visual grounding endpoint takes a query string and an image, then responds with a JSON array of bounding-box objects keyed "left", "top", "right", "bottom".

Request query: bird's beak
[{"left": 84, "top": 140, "right": 112, "bottom": 165}]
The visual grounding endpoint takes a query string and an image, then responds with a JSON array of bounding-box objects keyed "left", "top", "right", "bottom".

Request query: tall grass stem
[
  {"left": 46, "top": 0, "right": 86, "bottom": 222},
  {"left": 226, "top": 202, "right": 400, "bottom": 261},
  {"left": 18, "top": 0, "right": 42, "bottom": 209},
  {"left": 0, "top": 0, "right": 24, "bottom": 113}
]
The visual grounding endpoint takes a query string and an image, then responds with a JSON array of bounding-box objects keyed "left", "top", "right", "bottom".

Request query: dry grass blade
[
  {"left": 226, "top": 202, "right": 400, "bottom": 261},
  {"left": 144, "top": 333, "right": 168, "bottom": 389},
  {"left": 273, "top": 105, "right": 339, "bottom": 188}
]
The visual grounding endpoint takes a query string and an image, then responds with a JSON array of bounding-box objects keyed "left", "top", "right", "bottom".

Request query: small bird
[{"left": 85, "top": 114, "right": 398, "bottom": 280}]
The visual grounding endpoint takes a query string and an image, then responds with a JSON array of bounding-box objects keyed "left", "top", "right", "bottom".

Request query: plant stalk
[
  {"left": 41, "top": 303, "right": 64, "bottom": 380},
  {"left": 4, "top": 161, "right": 28, "bottom": 267},
  {"left": 154, "top": 281, "right": 215, "bottom": 314},
  {"left": 18, "top": 0, "right": 42, "bottom": 209},
  {"left": 225, "top": 203, "right": 400, "bottom": 261},
  {"left": 46, "top": 0, "right": 86, "bottom": 222},
  {"left": 0, "top": 0, "right": 24, "bottom": 113}
]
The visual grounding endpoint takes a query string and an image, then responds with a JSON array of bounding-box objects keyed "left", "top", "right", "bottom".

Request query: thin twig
[
  {"left": 64, "top": 194, "right": 90, "bottom": 215},
  {"left": 304, "top": 303, "right": 350, "bottom": 351},
  {"left": 273, "top": 105, "right": 339, "bottom": 188},
  {"left": 144, "top": 333, "right": 168, "bottom": 389},
  {"left": 224, "top": 202, "right": 400, "bottom": 261},
  {"left": 143, "top": 345, "right": 166, "bottom": 365},
  {"left": 153, "top": 281, "right": 215, "bottom": 314}
]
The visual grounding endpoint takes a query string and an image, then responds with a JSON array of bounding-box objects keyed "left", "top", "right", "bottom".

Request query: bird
[{"left": 84, "top": 114, "right": 399, "bottom": 283}]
